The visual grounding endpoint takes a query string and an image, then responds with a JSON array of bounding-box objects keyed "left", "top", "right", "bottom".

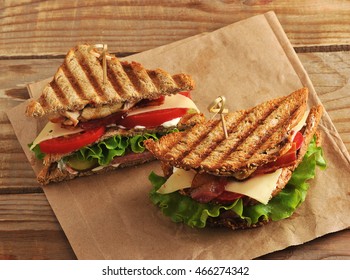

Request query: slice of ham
[{"left": 111, "top": 150, "right": 154, "bottom": 166}]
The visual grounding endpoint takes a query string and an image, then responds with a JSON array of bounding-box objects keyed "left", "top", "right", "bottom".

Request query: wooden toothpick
[
  {"left": 88, "top": 43, "right": 111, "bottom": 85},
  {"left": 208, "top": 96, "right": 229, "bottom": 139}
]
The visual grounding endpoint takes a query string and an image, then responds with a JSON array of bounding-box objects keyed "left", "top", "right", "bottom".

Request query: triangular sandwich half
[
  {"left": 26, "top": 44, "right": 204, "bottom": 185},
  {"left": 145, "top": 88, "right": 326, "bottom": 229}
]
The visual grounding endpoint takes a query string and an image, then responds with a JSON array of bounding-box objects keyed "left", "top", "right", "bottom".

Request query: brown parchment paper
[{"left": 7, "top": 12, "right": 350, "bottom": 260}]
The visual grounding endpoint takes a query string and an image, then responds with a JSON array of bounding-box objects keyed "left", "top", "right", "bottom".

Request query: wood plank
[
  {"left": 0, "top": 59, "right": 62, "bottom": 100},
  {"left": 1, "top": 0, "right": 350, "bottom": 56},
  {"left": 0, "top": 230, "right": 76, "bottom": 260},
  {"left": 0, "top": 193, "right": 58, "bottom": 231},
  {"left": 0, "top": 104, "right": 40, "bottom": 193},
  {"left": 299, "top": 52, "right": 350, "bottom": 151},
  {"left": 0, "top": 192, "right": 76, "bottom": 259},
  {"left": 261, "top": 229, "right": 350, "bottom": 260}
]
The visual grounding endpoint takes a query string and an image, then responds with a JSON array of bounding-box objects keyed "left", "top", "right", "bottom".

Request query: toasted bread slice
[
  {"left": 37, "top": 151, "right": 156, "bottom": 185},
  {"left": 26, "top": 44, "right": 195, "bottom": 118},
  {"left": 145, "top": 88, "right": 314, "bottom": 178}
]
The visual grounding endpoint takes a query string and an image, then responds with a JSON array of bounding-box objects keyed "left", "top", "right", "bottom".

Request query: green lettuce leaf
[
  {"left": 149, "top": 136, "right": 326, "bottom": 228},
  {"left": 28, "top": 143, "right": 45, "bottom": 160},
  {"left": 31, "top": 133, "right": 161, "bottom": 166},
  {"left": 76, "top": 133, "right": 160, "bottom": 165}
]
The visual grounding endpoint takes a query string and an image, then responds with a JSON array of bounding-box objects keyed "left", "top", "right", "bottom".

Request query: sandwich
[
  {"left": 26, "top": 44, "right": 204, "bottom": 185},
  {"left": 144, "top": 88, "right": 327, "bottom": 229}
]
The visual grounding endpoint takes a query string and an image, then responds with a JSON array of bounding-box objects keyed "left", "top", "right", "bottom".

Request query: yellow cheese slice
[
  {"left": 157, "top": 168, "right": 282, "bottom": 205},
  {"left": 128, "top": 94, "right": 199, "bottom": 116},
  {"left": 157, "top": 168, "right": 196, "bottom": 194},
  {"left": 30, "top": 122, "right": 84, "bottom": 150},
  {"left": 224, "top": 169, "right": 282, "bottom": 204}
]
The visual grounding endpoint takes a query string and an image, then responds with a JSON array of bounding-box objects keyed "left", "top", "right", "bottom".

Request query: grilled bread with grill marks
[
  {"left": 26, "top": 44, "right": 195, "bottom": 118},
  {"left": 145, "top": 88, "right": 314, "bottom": 179}
]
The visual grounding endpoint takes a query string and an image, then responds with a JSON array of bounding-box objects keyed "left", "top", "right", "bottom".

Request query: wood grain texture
[
  {"left": 299, "top": 52, "right": 350, "bottom": 152},
  {"left": 0, "top": 103, "right": 40, "bottom": 193},
  {"left": 260, "top": 229, "right": 350, "bottom": 260},
  {"left": 0, "top": 193, "right": 76, "bottom": 259},
  {"left": 0, "top": 49, "right": 349, "bottom": 259},
  {"left": 1, "top": 0, "right": 350, "bottom": 56},
  {"left": 0, "top": 230, "right": 76, "bottom": 260},
  {"left": 0, "top": 193, "right": 59, "bottom": 231}
]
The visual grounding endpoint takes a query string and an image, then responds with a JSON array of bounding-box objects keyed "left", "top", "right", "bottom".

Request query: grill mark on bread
[
  {"left": 164, "top": 119, "right": 220, "bottom": 164},
  {"left": 49, "top": 79, "right": 69, "bottom": 108},
  {"left": 105, "top": 59, "right": 125, "bottom": 98},
  {"left": 147, "top": 69, "right": 180, "bottom": 95},
  {"left": 63, "top": 48, "right": 96, "bottom": 107},
  {"left": 75, "top": 48, "right": 107, "bottom": 103},
  {"left": 37, "top": 92, "right": 49, "bottom": 113},
  {"left": 122, "top": 62, "right": 162, "bottom": 99},
  {"left": 144, "top": 88, "right": 310, "bottom": 178},
  {"left": 145, "top": 96, "right": 284, "bottom": 171},
  {"left": 26, "top": 44, "right": 195, "bottom": 117},
  {"left": 180, "top": 111, "right": 247, "bottom": 169},
  {"left": 220, "top": 88, "right": 308, "bottom": 172},
  {"left": 107, "top": 58, "right": 139, "bottom": 100},
  {"left": 199, "top": 96, "right": 286, "bottom": 171},
  {"left": 242, "top": 101, "right": 307, "bottom": 169},
  {"left": 61, "top": 61, "right": 87, "bottom": 103},
  {"left": 121, "top": 62, "right": 146, "bottom": 97}
]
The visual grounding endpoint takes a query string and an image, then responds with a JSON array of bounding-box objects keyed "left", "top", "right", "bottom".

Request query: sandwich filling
[
  {"left": 148, "top": 135, "right": 326, "bottom": 229},
  {"left": 29, "top": 92, "right": 202, "bottom": 183}
]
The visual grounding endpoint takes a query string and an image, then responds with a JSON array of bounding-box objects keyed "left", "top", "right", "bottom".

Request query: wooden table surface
[{"left": 1, "top": 1, "right": 350, "bottom": 260}]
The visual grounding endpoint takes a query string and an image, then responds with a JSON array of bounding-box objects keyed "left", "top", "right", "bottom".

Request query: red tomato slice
[
  {"left": 271, "top": 142, "right": 297, "bottom": 167},
  {"left": 118, "top": 108, "right": 189, "bottom": 129},
  {"left": 293, "top": 131, "right": 304, "bottom": 150},
  {"left": 79, "top": 92, "right": 192, "bottom": 130},
  {"left": 179, "top": 91, "right": 192, "bottom": 99},
  {"left": 214, "top": 191, "right": 243, "bottom": 204},
  {"left": 39, "top": 126, "right": 105, "bottom": 154}
]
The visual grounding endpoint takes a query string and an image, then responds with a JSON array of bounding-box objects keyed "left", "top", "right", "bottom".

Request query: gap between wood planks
[{"left": 1, "top": 45, "right": 350, "bottom": 60}]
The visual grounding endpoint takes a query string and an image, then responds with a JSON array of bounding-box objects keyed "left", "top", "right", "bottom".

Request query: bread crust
[
  {"left": 37, "top": 151, "right": 155, "bottom": 185},
  {"left": 26, "top": 44, "right": 195, "bottom": 118}
]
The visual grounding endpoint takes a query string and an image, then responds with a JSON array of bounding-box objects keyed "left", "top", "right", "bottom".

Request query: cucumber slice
[{"left": 66, "top": 155, "right": 98, "bottom": 171}]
